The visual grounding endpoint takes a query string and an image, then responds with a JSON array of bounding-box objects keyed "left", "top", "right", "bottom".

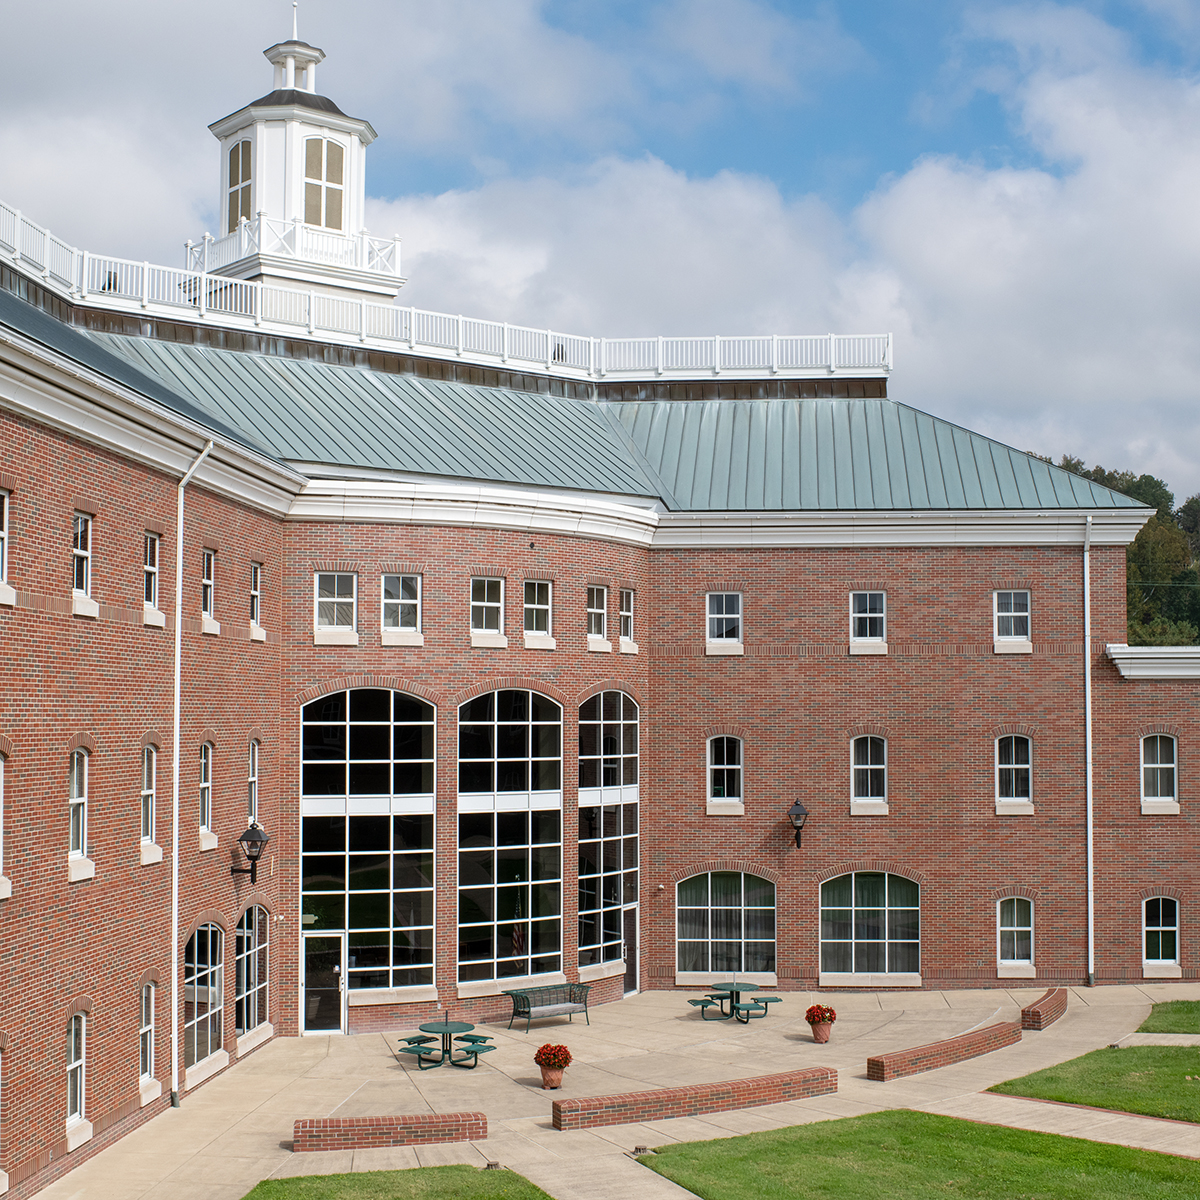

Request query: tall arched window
[
  {"left": 184, "top": 924, "right": 223, "bottom": 1068},
  {"left": 141, "top": 746, "right": 156, "bottom": 844},
  {"left": 708, "top": 737, "right": 742, "bottom": 799},
  {"left": 996, "top": 736, "right": 1032, "bottom": 802},
  {"left": 1143, "top": 736, "right": 1176, "bottom": 803},
  {"left": 998, "top": 898, "right": 1033, "bottom": 966},
  {"left": 304, "top": 137, "right": 344, "bottom": 230},
  {"left": 676, "top": 872, "right": 775, "bottom": 976},
  {"left": 852, "top": 736, "right": 886, "bottom": 801},
  {"left": 66, "top": 1013, "right": 85, "bottom": 1122},
  {"left": 247, "top": 739, "right": 259, "bottom": 822},
  {"left": 458, "top": 690, "right": 561, "bottom": 795},
  {"left": 69, "top": 749, "right": 87, "bottom": 857},
  {"left": 235, "top": 907, "right": 269, "bottom": 1036},
  {"left": 820, "top": 872, "right": 919, "bottom": 976},
  {"left": 227, "top": 139, "right": 251, "bottom": 233},
  {"left": 198, "top": 743, "right": 212, "bottom": 832},
  {"left": 1144, "top": 897, "right": 1178, "bottom": 966}
]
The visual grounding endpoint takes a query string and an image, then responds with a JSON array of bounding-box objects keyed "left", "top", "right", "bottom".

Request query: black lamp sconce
[
  {"left": 787, "top": 801, "right": 809, "bottom": 848},
  {"left": 232, "top": 822, "right": 271, "bottom": 884}
]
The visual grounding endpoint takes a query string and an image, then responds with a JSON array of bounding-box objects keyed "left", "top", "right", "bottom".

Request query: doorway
[
  {"left": 303, "top": 934, "right": 344, "bottom": 1033},
  {"left": 623, "top": 907, "right": 638, "bottom": 995}
]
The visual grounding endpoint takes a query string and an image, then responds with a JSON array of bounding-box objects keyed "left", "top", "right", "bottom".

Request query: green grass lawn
[
  {"left": 990, "top": 1045, "right": 1200, "bottom": 1123},
  {"left": 242, "top": 1165, "right": 553, "bottom": 1200},
  {"left": 640, "top": 1110, "right": 1200, "bottom": 1199},
  {"left": 1140, "top": 1000, "right": 1200, "bottom": 1034}
]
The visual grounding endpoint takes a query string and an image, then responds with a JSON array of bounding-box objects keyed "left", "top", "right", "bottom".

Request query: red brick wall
[
  {"left": 293, "top": 1112, "right": 486, "bottom": 1151},
  {"left": 867, "top": 1020, "right": 1022, "bottom": 1081},
  {"left": 1021, "top": 987, "right": 1067, "bottom": 1030}
]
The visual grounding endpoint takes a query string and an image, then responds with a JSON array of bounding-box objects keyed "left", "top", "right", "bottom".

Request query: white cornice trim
[
  {"left": 289, "top": 478, "right": 661, "bottom": 546},
  {"left": 1107, "top": 644, "right": 1200, "bottom": 679},
  {"left": 209, "top": 104, "right": 377, "bottom": 144},
  {"left": 0, "top": 326, "right": 304, "bottom": 515},
  {"left": 652, "top": 509, "right": 1150, "bottom": 549}
]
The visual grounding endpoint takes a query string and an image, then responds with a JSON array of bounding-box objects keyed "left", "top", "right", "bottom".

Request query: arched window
[
  {"left": 708, "top": 737, "right": 741, "bottom": 799},
  {"left": 198, "top": 743, "right": 212, "bottom": 832},
  {"left": 141, "top": 746, "right": 156, "bottom": 844},
  {"left": 66, "top": 1013, "right": 85, "bottom": 1122},
  {"left": 579, "top": 691, "right": 637, "bottom": 790},
  {"left": 820, "top": 872, "right": 919, "bottom": 975},
  {"left": 247, "top": 739, "right": 259, "bottom": 822},
  {"left": 304, "top": 137, "right": 344, "bottom": 230},
  {"left": 998, "top": 898, "right": 1033, "bottom": 966},
  {"left": 458, "top": 690, "right": 561, "bottom": 795},
  {"left": 227, "top": 139, "right": 251, "bottom": 233},
  {"left": 676, "top": 872, "right": 775, "bottom": 976},
  {"left": 235, "top": 907, "right": 269, "bottom": 1036},
  {"left": 997, "top": 736, "right": 1031, "bottom": 802},
  {"left": 852, "top": 736, "right": 886, "bottom": 801},
  {"left": 184, "top": 924, "right": 223, "bottom": 1068},
  {"left": 1143, "top": 736, "right": 1176, "bottom": 802},
  {"left": 1144, "top": 897, "right": 1178, "bottom": 965},
  {"left": 69, "top": 749, "right": 88, "bottom": 857},
  {"left": 139, "top": 984, "right": 155, "bottom": 1080}
]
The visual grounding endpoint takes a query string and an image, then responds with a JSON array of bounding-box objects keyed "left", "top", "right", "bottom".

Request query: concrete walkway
[{"left": 32, "top": 982, "right": 1200, "bottom": 1200}]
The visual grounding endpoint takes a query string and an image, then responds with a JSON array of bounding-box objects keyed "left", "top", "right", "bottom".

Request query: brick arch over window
[
  {"left": 575, "top": 680, "right": 646, "bottom": 707},
  {"left": 0, "top": 1031, "right": 8, "bottom": 1052},
  {"left": 1139, "top": 886, "right": 1183, "bottom": 901},
  {"left": 65, "top": 995, "right": 94, "bottom": 1021},
  {"left": 818, "top": 861, "right": 928, "bottom": 886},
  {"left": 198, "top": 728, "right": 219, "bottom": 748},
  {"left": 990, "top": 723, "right": 1039, "bottom": 741},
  {"left": 297, "top": 676, "right": 440, "bottom": 707},
  {"left": 246, "top": 727, "right": 264, "bottom": 744},
  {"left": 0, "top": 734, "right": 13, "bottom": 758},
  {"left": 66, "top": 732, "right": 97, "bottom": 754},
  {"left": 138, "top": 967, "right": 162, "bottom": 990},
  {"left": 310, "top": 560, "right": 361, "bottom": 573},
  {"left": 847, "top": 723, "right": 888, "bottom": 741},
  {"left": 992, "top": 885, "right": 1039, "bottom": 901},
  {"left": 234, "top": 895, "right": 273, "bottom": 925},
  {"left": 669, "top": 860, "right": 782, "bottom": 886},
  {"left": 702, "top": 725, "right": 749, "bottom": 743},
  {"left": 702, "top": 579, "right": 748, "bottom": 593},
  {"left": 141, "top": 730, "right": 165, "bottom": 749},
  {"left": 1138, "top": 723, "right": 1182, "bottom": 740},
  {"left": 184, "top": 909, "right": 228, "bottom": 944},
  {"left": 449, "top": 677, "right": 571, "bottom": 709},
  {"left": 993, "top": 579, "right": 1034, "bottom": 592}
]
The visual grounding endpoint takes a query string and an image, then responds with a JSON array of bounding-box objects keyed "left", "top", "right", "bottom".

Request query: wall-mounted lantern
[
  {"left": 787, "top": 801, "right": 809, "bottom": 848},
  {"left": 231, "top": 822, "right": 270, "bottom": 884}
]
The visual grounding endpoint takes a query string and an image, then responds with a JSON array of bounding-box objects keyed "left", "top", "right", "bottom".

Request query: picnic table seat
[
  {"left": 503, "top": 983, "right": 591, "bottom": 1032},
  {"left": 397, "top": 1044, "right": 442, "bottom": 1069}
]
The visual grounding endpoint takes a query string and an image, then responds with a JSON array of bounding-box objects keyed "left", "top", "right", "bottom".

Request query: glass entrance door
[
  {"left": 623, "top": 907, "right": 638, "bottom": 995},
  {"left": 303, "top": 934, "right": 344, "bottom": 1033}
]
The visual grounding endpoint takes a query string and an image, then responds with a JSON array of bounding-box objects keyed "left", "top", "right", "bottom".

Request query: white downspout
[
  {"left": 1084, "top": 514, "right": 1095, "bottom": 986},
  {"left": 170, "top": 440, "right": 213, "bottom": 1105}
]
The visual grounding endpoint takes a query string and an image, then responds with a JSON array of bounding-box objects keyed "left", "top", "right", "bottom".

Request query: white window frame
[
  {"left": 994, "top": 590, "right": 1032, "bottom": 652},
  {"left": 183, "top": 925, "right": 224, "bottom": 1072},
  {"left": 524, "top": 581, "right": 552, "bottom": 633},
  {"left": 619, "top": 588, "right": 637, "bottom": 652},
  {"left": 304, "top": 137, "right": 345, "bottom": 231},
  {"left": 249, "top": 562, "right": 261, "bottom": 627},
  {"left": 199, "top": 743, "right": 213, "bottom": 833},
  {"left": 996, "top": 735, "right": 1033, "bottom": 813},
  {"left": 382, "top": 573, "right": 421, "bottom": 629},
  {"left": 0, "top": 488, "right": 8, "bottom": 582},
  {"left": 139, "top": 984, "right": 155, "bottom": 1080},
  {"left": 235, "top": 906, "right": 269, "bottom": 1038},
  {"left": 470, "top": 577, "right": 506, "bottom": 647},
  {"left": 314, "top": 572, "right": 358, "bottom": 645},
  {"left": 851, "top": 735, "right": 888, "bottom": 813},
  {"left": 850, "top": 591, "right": 887, "bottom": 654},
  {"left": 706, "top": 592, "right": 743, "bottom": 655},
  {"left": 141, "top": 746, "right": 156, "bottom": 844},
  {"left": 201, "top": 550, "right": 215, "bottom": 617},
  {"left": 227, "top": 138, "right": 252, "bottom": 234},
  {"left": 69, "top": 750, "right": 87, "bottom": 857},
  {"left": 247, "top": 740, "right": 259, "bottom": 823},
  {"left": 66, "top": 1013, "right": 85, "bottom": 1123},
  {"left": 144, "top": 534, "right": 159, "bottom": 608},
  {"left": 72, "top": 513, "right": 91, "bottom": 596},
  {"left": 997, "top": 897, "right": 1034, "bottom": 976},
  {"left": 1143, "top": 896, "right": 1181, "bottom": 978},
  {"left": 707, "top": 735, "right": 743, "bottom": 815},
  {"left": 0, "top": 753, "right": 8, "bottom": 897},
  {"left": 587, "top": 586, "right": 607, "bottom": 637},
  {"left": 1141, "top": 734, "right": 1179, "bottom": 814}
]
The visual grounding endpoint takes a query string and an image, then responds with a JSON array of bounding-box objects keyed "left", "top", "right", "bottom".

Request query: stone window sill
[
  {"left": 143, "top": 604, "right": 166, "bottom": 628},
  {"left": 456, "top": 970, "right": 566, "bottom": 999},
  {"left": 140, "top": 842, "right": 163, "bottom": 865},
  {"left": 849, "top": 641, "right": 888, "bottom": 655},
  {"left": 199, "top": 830, "right": 218, "bottom": 852},
  {"left": 0, "top": 1167, "right": 8, "bottom": 1194},
  {"left": 0, "top": 875, "right": 11, "bottom": 900},
  {"left": 250, "top": 622, "right": 267, "bottom": 643},
  {"left": 382, "top": 629, "right": 424, "bottom": 647},
  {"left": 1141, "top": 799, "right": 1180, "bottom": 815},
  {"left": 579, "top": 959, "right": 628, "bottom": 982},
  {"left": 184, "top": 1048, "right": 229, "bottom": 1091},
  {"left": 994, "top": 640, "right": 1033, "bottom": 654},
  {"left": 1144, "top": 963, "right": 1182, "bottom": 979},
  {"left": 65, "top": 1117, "right": 94, "bottom": 1152},
  {"left": 818, "top": 972, "right": 921, "bottom": 988},
  {"left": 139, "top": 1077, "right": 162, "bottom": 1107},
  {"left": 348, "top": 985, "right": 439, "bottom": 1006},
  {"left": 471, "top": 631, "right": 508, "bottom": 649},
  {"left": 314, "top": 626, "right": 357, "bottom": 645},
  {"left": 587, "top": 636, "right": 612, "bottom": 653},
  {"left": 68, "top": 855, "right": 95, "bottom": 882},
  {"left": 850, "top": 800, "right": 889, "bottom": 816},
  {"left": 201, "top": 616, "right": 221, "bottom": 636},
  {"left": 706, "top": 799, "right": 745, "bottom": 816},
  {"left": 998, "top": 963, "right": 1036, "bottom": 978},
  {"left": 619, "top": 639, "right": 639, "bottom": 654},
  {"left": 72, "top": 591, "right": 98, "bottom": 619},
  {"left": 677, "top": 971, "right": 776, "bottom": 987},
  {"left": 705, "top": 642, "right": 744, "bottom": 656},
  {"left": 235, "top": 1021, "right": 274, "bottom": 1056},
  {"left": 0, "top": 581, "right": 14, "bottom": 607},
  {"left": 524, "top": 633, "right": 557, "bottom": 651},
  {"left": 995, "top": 801, "right": 1035, "bottom": 815}
]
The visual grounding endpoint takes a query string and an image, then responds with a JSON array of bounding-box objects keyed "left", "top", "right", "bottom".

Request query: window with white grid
[{"left": 141, "top": 746, "right": 156, "bottom": 843}]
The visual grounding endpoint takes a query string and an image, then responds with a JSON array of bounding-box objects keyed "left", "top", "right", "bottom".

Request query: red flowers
[
  {"left": 805, "top": 1004, "right": 837, "bottom": 1025},
  {"left": 534, "top": 1043, "right": 573, "bottom": 1069}
]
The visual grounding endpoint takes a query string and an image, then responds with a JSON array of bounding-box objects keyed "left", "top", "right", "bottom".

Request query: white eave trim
[
  {"left": 1107, "top": 644, "right": 1200, "bottom": 679},
  {"left": 652, "top": 509, "right": 1151, "bottom": 549}
]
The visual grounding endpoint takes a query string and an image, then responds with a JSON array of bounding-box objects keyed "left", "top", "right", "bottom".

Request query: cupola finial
[{"left": 292, "top": 1, "right": 298, "bottom": 41}]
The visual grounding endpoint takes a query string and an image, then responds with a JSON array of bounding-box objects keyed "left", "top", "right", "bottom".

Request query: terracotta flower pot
[
  {"left": 810, "top": 1021, "right": 833, "bottom": 1044},
  {"left": 540, "top": 1065, "right": 565, "bottom": 1089}
]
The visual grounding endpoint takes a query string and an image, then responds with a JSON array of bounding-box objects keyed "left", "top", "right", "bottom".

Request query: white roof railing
[{"left": 0, "top": 199, "right": 892, "bottom": 382}]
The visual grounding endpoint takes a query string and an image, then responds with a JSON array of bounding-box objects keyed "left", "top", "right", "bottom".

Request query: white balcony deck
[{"left": 0, "top": 200, "right": 892, "bottom": 382}]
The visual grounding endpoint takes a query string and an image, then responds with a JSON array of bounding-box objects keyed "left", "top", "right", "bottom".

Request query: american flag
[{"left": 511, "top": 895, "right": 526, "bottom": 956}]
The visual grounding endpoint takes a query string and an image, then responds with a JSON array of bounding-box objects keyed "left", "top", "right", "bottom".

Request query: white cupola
[{"left": 194, "top": 9, "right": 403, "bottom": 302}]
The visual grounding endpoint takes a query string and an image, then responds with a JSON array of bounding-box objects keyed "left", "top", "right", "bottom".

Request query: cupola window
[
  {"left": 304, "top": 138, "right": 344, "bottom": 230},
  {"left": 227, "top": 140, "right": 251, "bottom": 233}
]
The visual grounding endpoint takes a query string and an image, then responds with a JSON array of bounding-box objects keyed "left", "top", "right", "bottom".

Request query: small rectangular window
[
  {"left": 139, "top": 984, "right": 155, "bottom": 1080},
  {"left": 247, "top": 740, "right": 259, "bottom": 823},
  {"left": 383, "top": 573, "right": 421, "bottom": 630},
  {"left": 315, "top": 573, "right": 356, "bottom": 629},
  {"left": 141, "top": 746, "right": 156, "bottom": 843},
  {"left": 587, "top": 586, "right": 607, "bottom": 638},
  {"left": 707, "top": 592, "right": 741, "bottom": 642},
  {"left": 72, "top": 514, "right": 91, "bottom": 595},
  {"left": 144, "top": 534, "right": 159, "bottom": 608},
  {"left": 0, "top": 490, "right": 8, "bottom": 582},
  {"left": 471, "top": 577, "right": 502, "bottom": 632},
  {"left": 201, "top": 550, "right": 215, "bottom": 618},
  {"left": 995, "top": 591, "right": 1030, "bottom": 640},
  {"left": 998, "top": 898, "right": 1033, "bottom": 964},
  {"left": 199, "top": 743, "right": 212, "bottom": 832},
  {"left": 851, "top": 592, "right": 886, "bottom": 641},
  {"left": 620, "top": 589, "right": 634, "bottom": 642},
  {"left": 69, "top": 750, "right": 87, "bottom": 856},
  {"left": 67, "top": 1013, "right": 85, "bottom": 1122},
  {"left": 249, "top": 563, "right": 261, "bottom": 625},
  {"left": 524, "top": 581, "right": 551, "bottom": 633}
]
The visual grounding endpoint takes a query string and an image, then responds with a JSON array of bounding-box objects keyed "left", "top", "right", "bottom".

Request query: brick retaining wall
[
  {"left": 551, "top": 1067, "right": 837, "bottom": 1131},
  {"left": 1021, "top": 987, "right": 1068, "bottom": 1031},
  {"left": 292, "top": 1113, "right": 487, "bottom": 1152},
  {"left": 866, "top": 1020, "right": 1022, "bottom": 1082}
]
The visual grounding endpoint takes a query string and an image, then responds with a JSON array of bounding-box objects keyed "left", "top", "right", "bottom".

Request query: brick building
[{"left": 0, "top": 27, "right": 1194, "bottom": 1198}]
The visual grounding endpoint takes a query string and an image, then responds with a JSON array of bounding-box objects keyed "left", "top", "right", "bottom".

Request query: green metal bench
[
  {"left": 503, "top": 983, "right": 591, "bottom": 1032},
  {"left": 397, "top": 1044, "right": 442, "bottom": 1069}
]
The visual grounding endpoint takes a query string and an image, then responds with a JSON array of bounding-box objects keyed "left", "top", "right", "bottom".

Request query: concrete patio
[{"left": 32, "top": 983, "right": 1200, "bottom": 1200}]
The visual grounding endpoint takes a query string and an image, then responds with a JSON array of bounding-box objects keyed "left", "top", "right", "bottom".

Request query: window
[
  {"left": 227, "top": 139, "right": 251, "bottom": 233},
  {"left": 301, "top": 811, "right": 435, "bottom": 990},
  {"left": 851, "top": 592, "right": 886, "bottom": 641},
  {"left": 994, "top": 590, "right": 1030, "bottom": 640},
  {"left": 200, "top": 550, "right": 215, "bottom": 618},
  {"left": 247, "top": 740, "right": 259, "bottom": 822},
  {"left": 471, "top": 578, "right": 502, "bottom": 632},
  {"left": 708, "top": 737, "right": 742, "bottom": 800},
  {"left": 707, "top": 593, "right": 741, "bottom": 642},
  {"left": 0, "top": 489, "right": 7, "bottom": 581},
  {"left": 72, "top": 514, "right": 91, "bottom": 595},
  {"left": 144, "top": 535, "right": 159, "bottom": 607},
  {"left": 69, "top": 749, "right": 87, "bottom": 856},
  {"left": 820, "top": 872, "right": 920, "bottom": 975},
  {"left": 67, "top": 1013, "right": 85, "bottom": 1121},
  {"left": 199, "top": 743, "right": 212, "bottom": 831},
  {"left": 235, "top": 906, "right": 269, "bottom": 1036},
  {"left": 578, "top": 801, "right": 637, "bottom": 968},
  {"left": 1143, "top": 736, "right": 1176, "bottom": 802},
  {"left": 139, "top": 984, "right": 154, "bottom": 1079},
  {"left": 183, "top": 925, "right": 223, "bottom": 1068},
  {"left": 587, "top": 586, "right": 606, "bottom": 638},
  {"left": 315, "top": 573, "right": 355, "bottom": 628},
  {"left": 579, "top": 691, "right": 638, "bottom": 790},
  {"left": 304, "top": 137, "right": 344, "bottom": 230},
  {"left": 1145, "top": 897, "right": 1179, "bottom": 964},
  {"left": 249, "top": 563, "right": 261, "bottom": 626},
  {"left": 524, "top": 581, "right": 551, "bottom": 633},
  {"left": 458, "top": 690, "right": 561, "bottom": 795},
  {"left": 997, "top": 735, "right": 1032, "bottom": 802},
  {"left": 302, "top": 688, "right": 435, "bottom": 798},
  {"left": 998, "top": 898, "right": 1033, "bottom": 964},
  {"left": 619, "top": 589, "right": 634, "bottom": 642},
  {"left": 677, "top": 872, "right": 775, "bottom": 975},
  {"left": 852, "top": 736, "right": 886, "bottom": 801},
  {"left": 458, "top": 808, "right": 561, "bottom": 983},
  {"left": 383, "top": 574, "right": 420, "bottom": 630},
  {"left": 141, "top": 746, "right": 156, "bottom": 843}
]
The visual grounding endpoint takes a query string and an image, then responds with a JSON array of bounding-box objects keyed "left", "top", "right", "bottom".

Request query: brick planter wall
[
  {"left": 1021, "top": 987, "right": 1068, "bottom": 1030},
  {"left": 551, "top": 1067, "right": 837, "bottom": 1130},
  {"left": 866, "top": 1020, "right": 1022, "bottom": 1081},
  {"left": 293, "top": 1113, "right": 487, "bottom": 1152}
]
